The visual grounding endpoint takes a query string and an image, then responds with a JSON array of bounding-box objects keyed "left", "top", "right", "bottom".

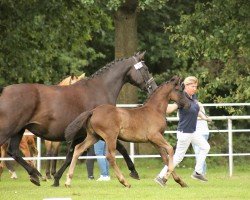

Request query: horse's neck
[
  {"left": 144, "top": 85, "right": 172, "bottom": 114},
  {"left": 80, "top": 62, "right": 130, "bottom": 103}
]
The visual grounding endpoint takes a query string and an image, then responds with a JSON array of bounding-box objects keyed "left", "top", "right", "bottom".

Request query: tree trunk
[{"left": 114, "top": 0, "right": 139, "bottom": 104}]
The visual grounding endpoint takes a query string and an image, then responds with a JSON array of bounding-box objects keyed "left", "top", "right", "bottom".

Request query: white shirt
[{"left": 196, "top": 119, "right": 209, "bottom": 135}]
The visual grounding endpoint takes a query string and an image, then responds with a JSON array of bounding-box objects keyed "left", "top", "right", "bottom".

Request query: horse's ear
[
  {"left": 134, "top": 51, "right": 140, "bottom": 56},
  {"left": 138, "top": 51, "right": 146, "bottom": 61},
  {"left": 78, "top": 73, "right": 85, "bottom": 79}
]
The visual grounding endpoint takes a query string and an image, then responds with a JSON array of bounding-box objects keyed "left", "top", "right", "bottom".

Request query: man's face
[{"left": 184, "top": 83, "right": 198, "bottom": 96}]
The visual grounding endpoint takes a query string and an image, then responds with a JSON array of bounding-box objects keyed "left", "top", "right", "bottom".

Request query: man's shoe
[
  {"left": 191, "top": 171, "right": 208, "bottom": 182},
  {"left": 154, "top": 176, "right": 167, "bottom": 187}
]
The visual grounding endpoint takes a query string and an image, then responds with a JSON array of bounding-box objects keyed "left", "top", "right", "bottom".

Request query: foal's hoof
[
  {"left": 129, "top": 171, "right": 140, "bottom": 180},
  {"left": 181, "top": 182, "right": 188, "bottom": 188},
  {"left": 30, "top": 175, "right": 40, "bottom": 186}
]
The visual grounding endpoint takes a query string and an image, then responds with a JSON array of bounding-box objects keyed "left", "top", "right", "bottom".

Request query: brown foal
[{"left": 64, "top": 76, "right": 190, "bottom": 188}]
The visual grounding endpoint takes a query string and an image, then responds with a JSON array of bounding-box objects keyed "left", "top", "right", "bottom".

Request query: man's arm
[{"left": 166, "top": 104, "right": 178, "bottom": 114}]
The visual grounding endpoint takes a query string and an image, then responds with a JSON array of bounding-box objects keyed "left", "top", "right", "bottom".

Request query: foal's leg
[
  {"left": 155, "top": 146, "right": 188, "bottom": 187},
  {"left": 149, "top": 133, "right": 174, "bottom": 180},
  {"left": 7, "top": 131, "right": 42, "bottom": 186},
  {"left": 105, "top": 136, "right": 131, "bottom": 187},
  {"left": 65, "top": 135, "right": 98, "bottom": 187},
  {"left": 116, "top": 140, "right": 140, "bottom": 180},
  {"left": 52, "top": 137, "right": 84, "bottom": 187}
]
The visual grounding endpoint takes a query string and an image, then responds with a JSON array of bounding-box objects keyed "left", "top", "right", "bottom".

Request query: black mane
[{"left": 87, "top": 57, "right": 128, "bottom": 80}]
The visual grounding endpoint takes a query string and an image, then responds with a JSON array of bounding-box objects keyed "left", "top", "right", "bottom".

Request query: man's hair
[{"left": 183, "top": 76, "right": 198, "bottom": 85}]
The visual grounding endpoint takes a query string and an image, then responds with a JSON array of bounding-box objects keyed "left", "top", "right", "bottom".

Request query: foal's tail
[{"left": 65, "top": 110, "right": 93, "bottom": 143}]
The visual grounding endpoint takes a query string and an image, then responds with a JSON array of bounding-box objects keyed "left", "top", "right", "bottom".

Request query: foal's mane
[{"left": 142, "top": 79, "right": 174, "bottom": 105}]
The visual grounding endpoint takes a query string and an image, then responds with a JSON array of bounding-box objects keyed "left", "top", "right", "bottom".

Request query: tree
[
  {"left": 0, "top": 0, "right": 112, "bottom": 85},
  {"left": 165, "top": 0, "right": 250, "bottom": 105}
]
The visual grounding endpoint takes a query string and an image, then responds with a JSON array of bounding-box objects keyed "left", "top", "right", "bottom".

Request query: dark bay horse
[
  {"left": 64, "top": 76, "right": 190, "bottom": 188},
  {"left": 0, "top": 52, "right": 157, "bottom": 186},
  {"left": 44, "top": 74, "right": 85, "bottom": 179}
]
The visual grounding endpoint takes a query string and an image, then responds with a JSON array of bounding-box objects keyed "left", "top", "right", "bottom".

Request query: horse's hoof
[
  {"left": 46, "top": 175, "right": 52, "bottom": 179},
  {"left": 0, "top": 166, "right": 3, "bottom": 177},
  {"left": 65, "top": 183, "right": 71, "bottom": 188},
  {"left": 30, "top": 176, "right": 40, "bottom": 186},
  {"left": 129, "top": 171, "right": 140, "bottom": 180},
  {"left": 51, "top": 182, "right": 59, "bottom": 187}
]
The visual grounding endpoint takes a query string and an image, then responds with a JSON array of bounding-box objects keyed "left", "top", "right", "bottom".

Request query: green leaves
[
  {"left": 0, "top": 0, "right": 112, "bottom": 85},
  {"left": 165, "top": 0, "right": 250, "bottom": 104}
]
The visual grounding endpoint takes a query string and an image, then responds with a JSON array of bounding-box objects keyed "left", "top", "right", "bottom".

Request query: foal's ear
[{"left": 170, "top": 76, "right": 180, "bottom": 85}]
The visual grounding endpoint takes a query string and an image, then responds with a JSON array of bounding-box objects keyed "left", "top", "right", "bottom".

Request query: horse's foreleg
[
  {"left": 8, "top": 132, "right": 42, "bottom": 186},
  {"left": 65, "top": 135, "right": 98, "bottom": 187},
  {"left": 52, "top": 137, "right": 83, "bottom": 187},
  {"left": 116, "top": 140, "right": 139, "bottom": 180},
  {"left": 51, "top": 142, "right": 60, "bottom": 176},
  {"left": 106, "top": 138, "right": 131, "bottom": 188}
]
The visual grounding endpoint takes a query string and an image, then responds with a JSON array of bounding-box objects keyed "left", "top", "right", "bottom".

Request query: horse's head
[
  {"left": 126, "top": 52, "right": 157, "bottom": 94},
  {"left": 169, "top": 76, "right": 190, "bottom": 109}
]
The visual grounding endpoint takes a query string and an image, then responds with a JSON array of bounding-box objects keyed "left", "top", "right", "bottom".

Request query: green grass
[{"left": 0, "top": 159, "right": 249, "bottom": 200}]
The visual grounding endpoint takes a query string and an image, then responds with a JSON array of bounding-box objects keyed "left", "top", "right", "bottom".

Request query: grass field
[{"left": 0, "top": 159, "right": 249, "bottom": 200}]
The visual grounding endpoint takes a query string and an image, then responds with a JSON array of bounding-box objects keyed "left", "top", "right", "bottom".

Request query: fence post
[
  {"left": 130, "top": 142, "right": 135, "bottom": 163},
  {"left": 37, "top": 137, "right": 42, "bottom": 172},
  {"left": 228, "top": 118, "right": 233, "bottom": 177}
]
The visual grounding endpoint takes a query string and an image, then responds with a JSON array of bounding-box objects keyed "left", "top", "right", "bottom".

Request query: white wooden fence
[{"left": 1, "top": 103, "right": 249, "bottom": 177}]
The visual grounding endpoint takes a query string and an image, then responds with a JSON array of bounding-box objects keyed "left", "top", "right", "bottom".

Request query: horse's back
[
  {"left": 0, "top": 84, "right": 40, "bottom": 136},
  {"left": 0, "top": 83, "right": 61, "bottom": 143}
]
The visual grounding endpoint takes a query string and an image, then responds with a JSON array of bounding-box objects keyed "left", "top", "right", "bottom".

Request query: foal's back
[{"left": 89, "top": 104, "right": 166, "bottom": 143}]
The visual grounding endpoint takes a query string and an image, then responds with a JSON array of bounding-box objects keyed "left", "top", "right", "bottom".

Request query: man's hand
[{"left": 206, "top": 117, "right": 212, "bottom": 123}]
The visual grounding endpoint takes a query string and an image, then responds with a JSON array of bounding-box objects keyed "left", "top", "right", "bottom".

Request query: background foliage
[{"left": 0, "top": 0, "right": 249, "bottom": 160}]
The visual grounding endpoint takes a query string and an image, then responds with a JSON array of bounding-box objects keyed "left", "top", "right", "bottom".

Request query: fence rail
[{"left": 1, "top": 103, "right": 249, "bottom": 177}]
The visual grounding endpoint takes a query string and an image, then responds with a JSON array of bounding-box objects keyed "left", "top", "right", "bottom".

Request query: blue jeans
[
  {"left": 94, "top": 140, "right": 109, "bottom": 176},
  {"left": 192, "top": 135, "right": 209, "bottom": 175}
]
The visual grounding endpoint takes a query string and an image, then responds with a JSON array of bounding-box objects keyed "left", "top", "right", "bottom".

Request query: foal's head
[
  {"left": 168, "top": 76, "right": 190, "bottom": 109},
  {"left": 126, "top": 52, "right": 157, "bottom": 94}
]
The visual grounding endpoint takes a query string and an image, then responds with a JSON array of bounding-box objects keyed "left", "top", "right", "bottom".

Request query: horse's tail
[{"left": 65, "top": 110, "right": 93, "bottom": 143}]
